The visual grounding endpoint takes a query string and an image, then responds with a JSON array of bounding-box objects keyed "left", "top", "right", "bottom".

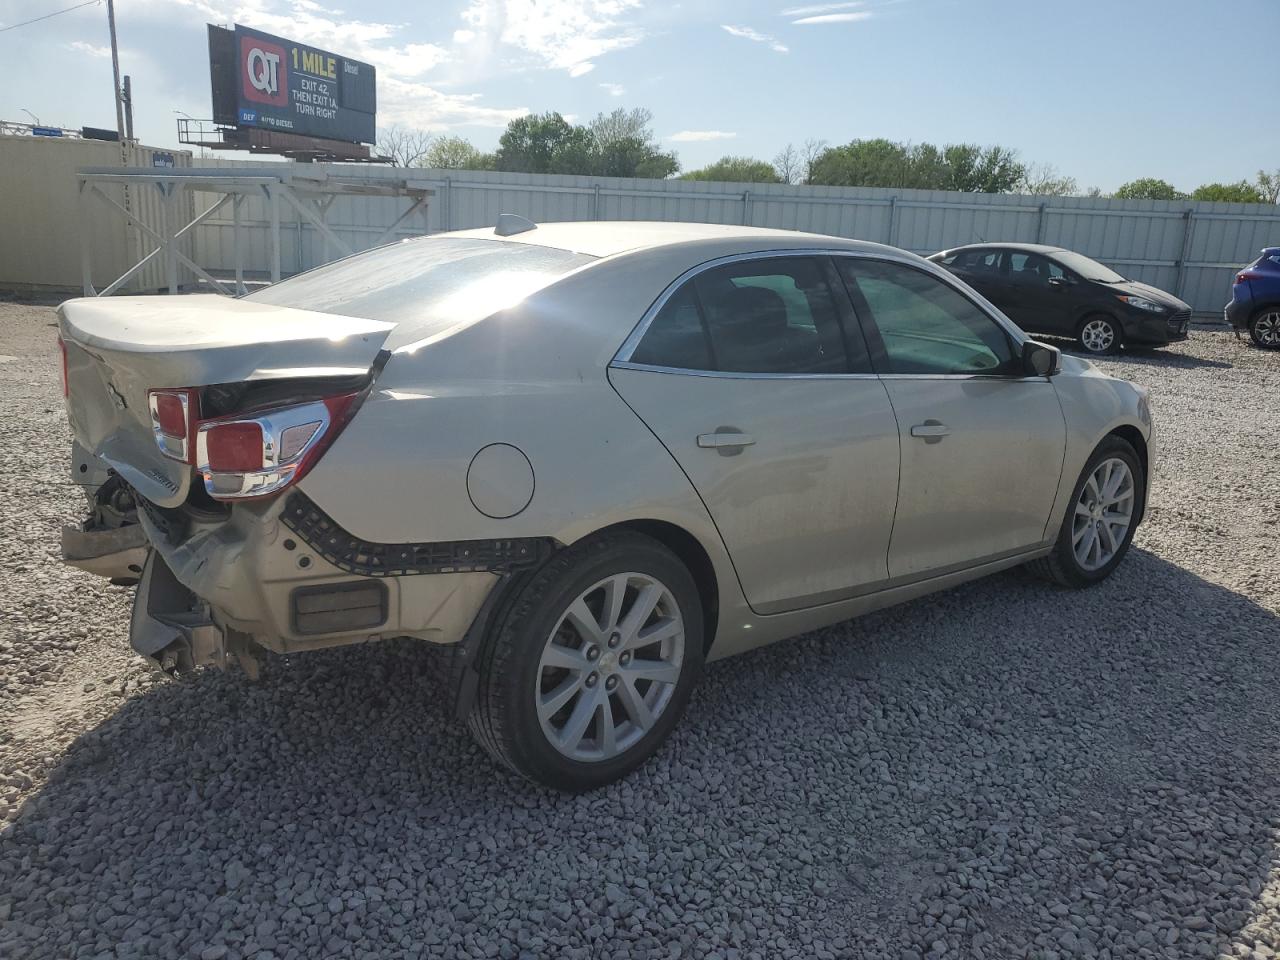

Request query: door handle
[
  {"left": 697, "top": 432, "right": 755, "bottom": 449},
  {"left": 909, "top": 421, "right": 950, "bottom": 442}
]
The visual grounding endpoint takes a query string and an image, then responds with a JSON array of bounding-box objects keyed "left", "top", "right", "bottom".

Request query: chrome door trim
[
  {"left": 609, "top": 360, "right": 880, "bottom": 381},
  {"left": 610, "top": 360, "right": 1048, "bottom": 384},
  {"left": 612, "top": 247, "right": 1034, "bottom": 376}
]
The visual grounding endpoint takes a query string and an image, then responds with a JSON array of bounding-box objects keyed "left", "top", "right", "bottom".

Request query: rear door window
[
  {"left": 629, "top": 257, "right": 861, "bottom": 374},
  {"left": 1007, "top": 252, "right": 1065, "bottom": 285}
]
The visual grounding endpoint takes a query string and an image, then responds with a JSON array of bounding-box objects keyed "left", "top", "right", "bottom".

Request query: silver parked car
[{"left": 59, "top": 220, "right": 1153, "bottom": 791}]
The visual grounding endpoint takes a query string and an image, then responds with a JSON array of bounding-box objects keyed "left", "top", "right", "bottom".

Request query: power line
[{"left": 0, "top": 0, "right": 101, "bottom": 33}]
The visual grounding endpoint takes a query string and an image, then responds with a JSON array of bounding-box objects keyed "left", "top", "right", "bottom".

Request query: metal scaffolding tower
[{"left": 77, "top": 166, "right": 433, "bottom": 297}]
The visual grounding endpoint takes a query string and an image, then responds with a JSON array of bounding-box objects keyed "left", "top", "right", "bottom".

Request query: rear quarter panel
[{"left": 296, "top": 247, "right": 763, "bottom": 656}]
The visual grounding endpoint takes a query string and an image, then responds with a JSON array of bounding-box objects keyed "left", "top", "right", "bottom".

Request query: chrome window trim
[
  {"left": 609, "top": 360, "right": 880, "bottom": 381},
  {"left": 611, "top": 247, "right": 1032, "bottom": 381}
]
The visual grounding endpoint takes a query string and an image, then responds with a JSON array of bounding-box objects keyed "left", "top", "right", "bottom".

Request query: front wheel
[
  {"left": 1029, "top": 436, "right": 1144, "bottom": 588},
  {"left": 467, "top": 531, "right": 704, "bottom": 791},
  {"left": 1249, "top": 309, "right": 1280, "bottom": 349},
  {"left": 1077, "top": 315, "right": 1121, "bottom": 355}
]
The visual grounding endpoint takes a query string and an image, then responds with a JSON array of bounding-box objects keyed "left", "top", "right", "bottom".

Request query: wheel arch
[
  {"left": 1105, "top": 424, "right": 1148, "bottom": 526},
  {"left": 599, "top": 518, "right": 721, "bottom": 658}
]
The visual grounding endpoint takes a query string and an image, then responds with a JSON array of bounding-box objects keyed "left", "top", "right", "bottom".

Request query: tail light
[
  {"left": 1235, "top": 271, "right": 1257, "bottom": 285},
  {"left": 57, "top": 337, "right": 68, "bottom": 397},
  {"left": 195, "top": 391, "right": 361, "bottom": 500},
  {"left": 147, "top": 388, "right": 200, "bottom": 463},
  {"left": 145, "top": 386, "right": 362, "bottom": 500}
]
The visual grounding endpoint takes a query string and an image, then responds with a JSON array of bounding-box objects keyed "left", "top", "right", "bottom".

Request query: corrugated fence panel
[{"left": 182, "top": 160, "right": 1280, "bottom": 316}]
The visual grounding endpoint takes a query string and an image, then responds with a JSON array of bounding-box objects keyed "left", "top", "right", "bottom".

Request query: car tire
[
  {"left": 1028, "top": 435, "right": 1144, "bottom": 589},
  {"left": 1248, "top": 308, "right": 1280, "bottom": 349},
  {"left": 1077, "top": 314, "right": 1121, "bottom": 355},
  {"left": 467, "top": 530, "right": 704, "bottom": 792}
]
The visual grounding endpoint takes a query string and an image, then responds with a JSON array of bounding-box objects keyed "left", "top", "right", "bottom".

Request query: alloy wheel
[
  {"left": 1080, "top": 318, "right": 1116, "bottom": 354},
  {"left": 1072, "top": 457, "right": 1135, "bottom": 571},
  {"left": 1253, "top": 311, "right": 1280, "bottom": 347},
  {"left": 535, "top": 572, "right": 685, "bottom": 762}
]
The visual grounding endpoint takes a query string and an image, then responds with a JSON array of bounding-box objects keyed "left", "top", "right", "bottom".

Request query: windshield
[
  {"left": 245, "top": 237, "right": 596, "bottom": 343},
  {"left": 1050, "top": 251, "right": 1127, "bottom": 284}
]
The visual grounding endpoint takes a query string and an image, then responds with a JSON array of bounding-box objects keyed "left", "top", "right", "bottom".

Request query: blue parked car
[{"left": 1225, "top": 247, "right": 1280, "bottom": 348}]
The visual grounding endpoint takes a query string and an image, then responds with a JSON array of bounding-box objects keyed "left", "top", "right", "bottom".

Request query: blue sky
[{"left": 2, "top": 0, "right": 1278, "bottom": 191}]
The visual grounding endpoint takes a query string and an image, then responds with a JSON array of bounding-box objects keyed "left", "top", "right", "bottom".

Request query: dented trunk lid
[{"left": 58, "top": 295, "right": 394, "bottom": 507}]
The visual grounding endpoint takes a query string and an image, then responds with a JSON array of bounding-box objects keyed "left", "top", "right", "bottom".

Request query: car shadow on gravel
[{"left": 3, "top": 549, "right": 1280, "bottom": 959}]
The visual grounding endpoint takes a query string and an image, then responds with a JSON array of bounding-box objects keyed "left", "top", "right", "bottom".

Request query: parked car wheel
[
  {"left": 1248, "top": 308, "right": 1280, "bottom": 349},
  {"left": 467, "top": 531, "right": 704, "bottom": 791},
  {"left": 1028, "top": 436, "right": 1143, "bottom": 588},
  {"left": 1077, "top": 315, "right": 1121, "bottom": 355}
]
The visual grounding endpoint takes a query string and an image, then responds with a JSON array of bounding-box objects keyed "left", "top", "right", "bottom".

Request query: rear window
[{"left": 245, "top": 237, "right": 595, "bottom": 339}]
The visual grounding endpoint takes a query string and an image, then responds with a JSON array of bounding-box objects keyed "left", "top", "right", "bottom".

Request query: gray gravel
[{"left": 3, "top": 301, "right": 1280, "bottom": 960}]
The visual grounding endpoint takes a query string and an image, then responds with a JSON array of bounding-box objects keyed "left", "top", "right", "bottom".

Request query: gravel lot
[{"left": 2, "top": 300, "right": 1279, "bottom": 960}]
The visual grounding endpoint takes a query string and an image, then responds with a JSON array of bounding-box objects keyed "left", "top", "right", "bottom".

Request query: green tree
[
  {"left": 1192, "top": 181, "right": 1266, "bottom": 203},
  {"left": 420, "top": 135, "right": 494, "bottom": 170},
  {"left": 808, "top": 138, "right": 913, "bottom": 188},
  {"left": 1257, "top": 169, "right": 1280, "bottom": 204},
  {"left": 681, "top": 156, "right": 783, "bottom": 183},
  {"left": 586, "top": 108, "right": 677, "bottom": 178},
  {"left": 941, "top": 144, "right": 1025, "bottom": 193},
  {"left": 494, "top": 108, "right": 677, "bottom": 178},
  {"left": 495, "top": 112, "right": 588, "bottom": 174},
  {"left": 807, "top": 139, "right": 1026, "bottom": 192},
  {"left": 1113, "top": 178, "right": 1186, "bottom": 201}
]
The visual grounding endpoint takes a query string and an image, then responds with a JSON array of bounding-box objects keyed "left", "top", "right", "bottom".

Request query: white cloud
[
  {"left": 668, "top": 130, "right": 738, "bottom": 143},
  {"left": 120, "top": 0, "right": 531, "bottom": 132},
  {"left": 599, "top": 82, "right": 626, "bottom": 96},
  {"left": 721, "top": 24, "right": 788, "bottom": 54},
  {"left": 781, "top": 1, "right": 864, "bottom": 15},
  {"left": 378, "top": 77, "right": 528, "bottom": 130},
  {"left": 791, "top": 11, "right": 874, "bottom": 24},
  {"left": 461, "top": 0, "right": 645, "bottom": 77},
  {"left": 68, "top": 41, "right": 111, "bottom": 58}
]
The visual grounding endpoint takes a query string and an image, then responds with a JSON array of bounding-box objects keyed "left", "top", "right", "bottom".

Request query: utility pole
[
  {"left": 122, "top": 76, "right": 134, "bottom": 141},
  {"left": 106, "top": 0, "right": 125, "bottom": 141}
]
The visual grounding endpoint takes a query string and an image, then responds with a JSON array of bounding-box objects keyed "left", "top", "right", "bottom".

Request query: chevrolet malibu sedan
[
  {"left": 59, "top": 221, "right": 1153, "bottom": 791},
  {"left": 929, "top": 243, "right": 1192, "bottom": 355}
]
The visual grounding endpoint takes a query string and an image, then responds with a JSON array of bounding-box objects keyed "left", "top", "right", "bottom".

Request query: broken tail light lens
[
  {"left": 147, "top": 388, "right": 200, "bottom": 463},
  {"left": 195, "top": 392, "right": 360, "bottom": 500}
]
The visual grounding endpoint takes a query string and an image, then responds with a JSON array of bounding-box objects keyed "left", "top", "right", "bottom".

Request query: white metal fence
[{"left": 191, "top": 160, "right": 1280, "bottom": 318}]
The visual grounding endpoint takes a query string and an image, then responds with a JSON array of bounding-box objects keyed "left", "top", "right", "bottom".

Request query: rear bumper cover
[
  {"left": 128, "top": 493, "right": 511, "bottom": 661},
  {"left": 1225, "top": 297, "right": 1254, "bottom": 331}
]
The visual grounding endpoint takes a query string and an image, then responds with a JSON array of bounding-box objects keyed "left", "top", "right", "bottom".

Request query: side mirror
[
  {"left": 1022, "top": 339, "right": 1060, "bottom": 377},
  {"left": 1047, "top": 276, "right": 1069, "bottom": 289}
]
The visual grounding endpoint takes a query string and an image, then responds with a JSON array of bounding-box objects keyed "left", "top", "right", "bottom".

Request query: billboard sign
[{"left": 208, "top": 24, "right": 376, "bottom": 145}]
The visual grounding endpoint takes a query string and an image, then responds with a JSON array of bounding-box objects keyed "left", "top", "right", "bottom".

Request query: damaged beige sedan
[{"left": 60, "top": 219, "right": 1153, "bottom": 791}]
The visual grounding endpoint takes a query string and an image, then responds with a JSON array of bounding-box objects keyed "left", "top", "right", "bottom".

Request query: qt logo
[{"left": 241, "top": 35, "right": 287, "bottom": 107}]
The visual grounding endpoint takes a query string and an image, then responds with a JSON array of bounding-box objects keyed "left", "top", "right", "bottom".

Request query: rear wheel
[
  {"left": 467, "top": 531, "right": 703, "bottom": 791},
  {"left": 1077, "top": 315, "right": 1121, "bottom": 355},
  {"left": 1249, "top": 308, "right": 1280, "bottom": 349},
  {"left": 1029, "top": 435, "right": 1143, "bottom": 588}
]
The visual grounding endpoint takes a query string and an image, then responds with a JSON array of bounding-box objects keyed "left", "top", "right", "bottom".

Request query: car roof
[
  {"left": 940, "top": 242, "right": 1070, "bottom": 256},
  {"left": 440, "top": 220, "right": 885, "bottom": 259}
]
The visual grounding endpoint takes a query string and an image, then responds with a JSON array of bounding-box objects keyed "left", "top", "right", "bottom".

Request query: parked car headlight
[{"left": 1116, "top": 295, "right": 1165, "bottom": 314}]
